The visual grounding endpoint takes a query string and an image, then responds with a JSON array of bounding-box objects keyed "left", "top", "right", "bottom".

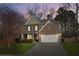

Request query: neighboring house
[{"left": 22, "top": 15, "right": 60, "bottom": 43}]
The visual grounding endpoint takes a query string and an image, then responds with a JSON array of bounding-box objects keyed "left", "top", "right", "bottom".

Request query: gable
[
  {"left": 25, "top": 16, "right": 41, "bottom": 25},
  {"left": 38, "top": 21, "right": 59, "bottom": 35},
  {"left": 38, "top": 20, "right": 52, "bottom": 32}
]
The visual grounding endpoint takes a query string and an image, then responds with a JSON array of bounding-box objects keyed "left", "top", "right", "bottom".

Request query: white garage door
[{"left": 40, "top": 35, "right": 59, "bottom": 42}]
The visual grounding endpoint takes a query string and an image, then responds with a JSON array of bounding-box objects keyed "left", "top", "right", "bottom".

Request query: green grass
[
  {"left": 0, "top": 43, "right": 34, "bottom": 55},
  {"left": 14, "top": 43, "right": 34, "bottom": 54},
  {"left": 63, "top": 43, "right": 79, "bottom": 56}
]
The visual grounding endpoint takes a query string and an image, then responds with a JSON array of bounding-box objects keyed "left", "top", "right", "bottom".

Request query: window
[
  {"left": 35, "top": 26, "right": 38, "bottom": 31},
  {"left": 28, "top": 26, "right": 30, "bottom": 31},
  {"left": 27, "top": 35, "right": 32, "bottom": 39}
]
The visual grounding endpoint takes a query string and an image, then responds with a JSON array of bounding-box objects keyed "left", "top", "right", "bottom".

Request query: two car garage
[
  {"left": 40, "top": 34, "right": 61, "bottom": 43},
  {"left": 38, "top": 20, "right": 61, "bottom": 43},
  {"left": 40, "top": 35, "right": 59, "bottom": 42}
]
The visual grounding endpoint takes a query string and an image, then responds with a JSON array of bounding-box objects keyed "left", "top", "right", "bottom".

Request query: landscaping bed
[
  {"left": 63, "top": 43, "right": 79, "bottom": 56},
  {"left": 21, "top": 39, "right": 33, "bottom": 43}
]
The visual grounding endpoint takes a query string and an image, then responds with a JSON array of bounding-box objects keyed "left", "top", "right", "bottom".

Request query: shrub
[
  {"left": 21, "top": 39, "right": 33, "bottom": 43},
  {"left": 15, "top": 38, "right": 21, "bottom": 43}
]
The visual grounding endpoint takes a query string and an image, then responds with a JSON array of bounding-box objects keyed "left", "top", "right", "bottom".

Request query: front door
[{"left": 34, "top": 34, "right": 39, "bottom": 42}]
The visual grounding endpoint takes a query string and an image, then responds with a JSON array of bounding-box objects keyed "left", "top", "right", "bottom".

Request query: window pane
[
  {"left": 35, "top": 26, "right": 38, "bottom": 31},
  {"left": 28, "top": 26, "right": 30, "bottom": 31},
  {"left": 27, "top": 35, "right": 32, "bottom": 39}
]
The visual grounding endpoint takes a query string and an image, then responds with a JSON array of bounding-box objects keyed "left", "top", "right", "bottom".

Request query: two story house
[
  {"left": 22, "top": 15, "right": 61, "bottom": 43},
  {"left": 23, "top": 15, "right": 47, "bottom": 43}
]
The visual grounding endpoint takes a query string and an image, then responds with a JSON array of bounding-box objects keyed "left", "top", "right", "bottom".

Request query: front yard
[
  {"left": 0, "top": 43, "right": 34, "bottom": 55},
  {"left": 63, "top": 43, "right": 79, "bottom": 56}
]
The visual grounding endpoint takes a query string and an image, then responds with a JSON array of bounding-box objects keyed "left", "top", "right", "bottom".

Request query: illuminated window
[
  {"left": 35, "top": 26, "right": 38, "bottom": 31},
  {"left": 28, "top": 26, "right": 30, "bottom": 31},
  {"left": 27, "top": 35, "right": 32, "bottom": 39}
]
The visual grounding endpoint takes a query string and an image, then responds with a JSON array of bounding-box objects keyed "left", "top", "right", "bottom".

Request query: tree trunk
[{"left": 75, "top": 3, "right": 78, "bottom": 40}]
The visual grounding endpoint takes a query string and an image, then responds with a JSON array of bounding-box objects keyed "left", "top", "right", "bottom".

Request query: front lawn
[
  {"left": 0, "top": 43, "right": 34, "bottom": 55},
  {"left": 63, "top": 43, "right": 79, "bottom": 56}
]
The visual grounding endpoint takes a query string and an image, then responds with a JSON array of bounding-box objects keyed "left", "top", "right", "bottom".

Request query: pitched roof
[
  {"left": 38, "top": 20, "right": 59, "bottom": 35},
  {"left": 40, "top": 19, "right": 48, "bottom": 25},
  {"left": 25, "top": 16, "right": 41, "bottom": 25}
]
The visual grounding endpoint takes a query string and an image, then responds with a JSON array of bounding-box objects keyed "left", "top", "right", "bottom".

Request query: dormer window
[
  {"left": 28, "top": 26, "right": 30, "bottom": 31},
  {"left": 35, "top": 26, "right": 38, "bottom": 31}
]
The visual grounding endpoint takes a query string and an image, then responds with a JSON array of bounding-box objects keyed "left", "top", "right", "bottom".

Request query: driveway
[{"left": 21, "top": 43, "right": 69, "bottom": 56}]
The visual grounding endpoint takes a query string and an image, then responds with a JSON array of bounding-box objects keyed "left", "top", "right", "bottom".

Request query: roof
[
  {"left": 40, "top": 19, "right": 48, "bottom": 25},
  {"left": 25, "top": 16, "right": 41, "bottom": 25},
  {"left": 38, "top": 20, "right": 59, "bottom": 35}
]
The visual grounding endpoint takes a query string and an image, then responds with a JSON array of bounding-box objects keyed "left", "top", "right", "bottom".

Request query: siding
[
  {"left": 38, "top": 23, "right": 59, "bottom": 35},
  {"left": 25, "top": 24, "right": 42, "bottom": 34}
]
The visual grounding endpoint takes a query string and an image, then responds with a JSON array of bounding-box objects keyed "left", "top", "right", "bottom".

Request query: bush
[
  {"left": 15, "top": 38, "right": 21, "bottom": 43},
  {"left": 21, "top": 39, "right": 33, "bottom": 43}
]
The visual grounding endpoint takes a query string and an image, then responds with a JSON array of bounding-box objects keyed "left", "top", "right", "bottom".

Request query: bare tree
[
  {"left": 48, "top": 7, "right": 56, "bottom": 20},
  {"left": 75, "top": 3, "right": 79, "bottom": 40},
  {"left": 0, "top": 4, "right": 25, "bottom": 48},
  {"left": 27, "top": 4, "right": 40, "bottom": 17},
  {"left": 62, "top": 3, "right": 71, "bottom": 9}
]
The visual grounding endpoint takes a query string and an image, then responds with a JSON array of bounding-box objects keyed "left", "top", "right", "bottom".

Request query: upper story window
[
  {"left": 28, "top": 26, "right": 30, "bottom": 31},
  {"left": 35, "top": 26, "right": 38, "bottom": 31}
]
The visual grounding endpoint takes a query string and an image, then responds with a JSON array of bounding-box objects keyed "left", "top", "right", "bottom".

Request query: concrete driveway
[{"left": 21, "top": 43, "right": 69, "bottom": 56}]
